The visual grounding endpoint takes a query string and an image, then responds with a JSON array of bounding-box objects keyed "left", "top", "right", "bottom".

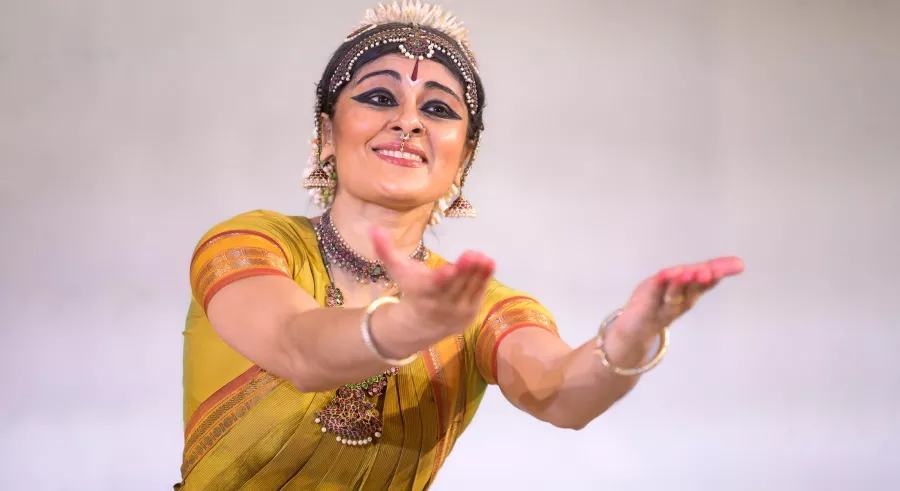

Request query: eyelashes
[
  {"left": 351, "top": 89, "right": 396, "bottom": 107},
  {"left": 351, "top": 88, "right": 462, "bottom": 120},
  {"left": 422, "top": 102, "right": 460, "bottom": 120}
]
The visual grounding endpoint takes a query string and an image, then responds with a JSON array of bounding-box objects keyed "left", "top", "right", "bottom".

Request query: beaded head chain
[{"left": 303, "top": 1, "right": 485, "bottom": 224}]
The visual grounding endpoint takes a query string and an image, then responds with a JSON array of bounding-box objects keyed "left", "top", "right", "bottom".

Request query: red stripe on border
[
  {"left": 184, "top": 365, "right": 261, "bottom": 437},
  {"left": 191, "top": 229, "right": 287, "bottom": 265},
  {"left": 489, "top": 323, "right": 557, "bottom": 384},
  {"left": 422, "top": 350, "right": 446, "bottom": 437},
  {"left": 201, "top": 268, "right": 290, "bottom": 310}
]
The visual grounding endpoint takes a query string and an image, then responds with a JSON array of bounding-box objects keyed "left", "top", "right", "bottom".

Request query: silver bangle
[
  {"left": 361, "top": 296, "right": 418, "bottom": 366},
  {"left": 595, "top": 308, "right": 669, "bottom": 376}
]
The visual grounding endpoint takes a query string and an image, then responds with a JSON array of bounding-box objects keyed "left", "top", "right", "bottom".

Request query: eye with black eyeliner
[
  {"left": 351, "top": 88, "right": 397, "bottom": 107},
  {"left": 422, "top": 100, "right": 462, "bottom": 120}
]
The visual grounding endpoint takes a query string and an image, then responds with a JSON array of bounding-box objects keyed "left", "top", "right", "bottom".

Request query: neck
[{"left": 327, "top": 195, "right": 431, "bottom": 262}]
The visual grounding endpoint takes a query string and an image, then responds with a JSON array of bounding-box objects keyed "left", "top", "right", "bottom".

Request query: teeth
[{"left": 375, "top": 149, "right": 424, "bottom": 162}]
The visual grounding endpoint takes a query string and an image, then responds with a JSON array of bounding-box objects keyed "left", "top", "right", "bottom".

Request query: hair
[{"left": 314, "top": 23, "right": 486, "bottom": 143}]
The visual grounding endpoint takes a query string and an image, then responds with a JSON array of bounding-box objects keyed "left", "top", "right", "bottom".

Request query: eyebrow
[
  {"left": 355, "top": 69, "right": 462, "bottom": 102},
  {"left": 355, "top": 69, "right": 401, "bottom": 86},
  {"left": 424, "top": 81, "right": 461, "bottom": 102}
]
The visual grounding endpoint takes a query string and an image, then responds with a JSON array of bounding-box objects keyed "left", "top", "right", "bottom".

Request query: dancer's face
[{"left": 319, "top": 54, "right": 472, "bottom": 211}]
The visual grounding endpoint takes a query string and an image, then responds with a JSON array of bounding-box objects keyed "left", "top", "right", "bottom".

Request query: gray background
[{"left": 1, "top": 0, "right": 898, "bottom": 489}]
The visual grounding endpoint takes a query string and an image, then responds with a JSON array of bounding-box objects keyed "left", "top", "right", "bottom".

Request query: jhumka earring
[
  {"left": 444, "top": 137, "right": 480, "bottom": 219},
  {"left": 302, "top": 164, "right": 335, "bottom": 190},
  {"left": 302, "top": 161, "right": 334, "bottom": 190},
  {"left": 444, "top": 191, "right": 475, "bottom": 218},
  {"left": 303, "top": 158, "right": 336, "bottom": 201},
  {"left": 303, "top": 125, "right": 338, "bottom": 206}
]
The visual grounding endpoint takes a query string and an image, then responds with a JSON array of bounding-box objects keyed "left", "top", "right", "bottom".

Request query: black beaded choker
[{"left": 314, "top": 209, "right": 428, "bottom": 285}]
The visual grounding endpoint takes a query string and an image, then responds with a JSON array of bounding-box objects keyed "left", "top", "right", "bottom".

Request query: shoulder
[
  {"left": 192, "top": 210, "right": 318, "bottom": 253},
  {"left": 481, "top": 279, "right": 555, "bottom": 322},
  {"left": 197, "top": 209, "right": 314, "bottom": 240},
  {"left": 188, "top": 210, "right": 319, "bottom": 308},
  {"left": 190, "top": 209, "right": 322, "bottom": 275}
]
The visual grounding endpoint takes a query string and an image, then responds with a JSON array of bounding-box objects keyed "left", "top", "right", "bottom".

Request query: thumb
[{"left": 370, "top": 225, "right": 407, "bottom": 277}]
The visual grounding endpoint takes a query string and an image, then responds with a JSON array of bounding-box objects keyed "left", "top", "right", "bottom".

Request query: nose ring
[{"left": 399, "top": 132, "right": 410, "bottom": 152}]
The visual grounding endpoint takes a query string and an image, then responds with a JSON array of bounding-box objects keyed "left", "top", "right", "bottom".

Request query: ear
[
  {"left": 455, "top": 140, "right": 475, "bottom": 187},
  {"left": 318, "top": 113, "right": 335, "bottom": 162}
]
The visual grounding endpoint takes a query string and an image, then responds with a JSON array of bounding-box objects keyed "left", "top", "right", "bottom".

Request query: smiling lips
[{"left": 372, "top": 141, "right": 427, "bottom": 168}]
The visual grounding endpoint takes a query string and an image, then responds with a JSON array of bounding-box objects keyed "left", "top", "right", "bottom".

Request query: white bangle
[
  {"left": 361, "top": 296, "right": 418, "bottom": 366},
  {"left": 595, "top": 308, "right": 669, "bottom": 376}
]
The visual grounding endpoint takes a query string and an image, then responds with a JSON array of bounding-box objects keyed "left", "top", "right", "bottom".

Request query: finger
[
  {"left": 663, "top": 266, "right": 684, "bottom": 282},
  {"left": 709, "top": 256, "right": 744, "bottom": 277},
  {"left": 455, "top": 252, "right": 494, "bottom": 301},
  {"left": 697, "top": 278, "right": 719, "bottom": 295},
  {"left": 445, "top": 253, "right": 480, "bottom": 300},
  {"left": 660, "top": 275, "right": 690, "bottom": 320},
  {"left": 695, "top": 265, "right": 713, "bottom": 285},
  {"left": 467, "top": 257, "right": 495, "bottom": 305},
  {"left": 432, "top": 264, "right": 458, "bottom": 290},
  {"left": 683, "top": 281, "right": 703, "bottom": 309},
  {"left": 459, "top": 253, "right": 494, "bottom": 302},
  {"left": 370, "top": 226, "right": 407, "bottom": 275}
]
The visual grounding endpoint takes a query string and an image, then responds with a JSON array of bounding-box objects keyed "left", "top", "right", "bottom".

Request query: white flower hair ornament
[{"left": 302, "top": 0, "right": 482, "bottom": 225}]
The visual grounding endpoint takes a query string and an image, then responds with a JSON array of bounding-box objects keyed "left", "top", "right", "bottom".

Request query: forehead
[{"left": 352, "top": 53, "right": 463, "bottom": 91}]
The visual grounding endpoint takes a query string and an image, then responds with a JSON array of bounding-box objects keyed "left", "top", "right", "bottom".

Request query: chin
[{"left": 370, "top": 182, "right": 441, "bottom": 210}]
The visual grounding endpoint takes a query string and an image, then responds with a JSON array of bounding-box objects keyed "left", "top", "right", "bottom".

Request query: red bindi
[{"left": 411, "top": 58, "right": 420, "bottom": 81}]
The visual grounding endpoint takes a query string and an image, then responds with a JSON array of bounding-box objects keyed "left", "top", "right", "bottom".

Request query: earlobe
[
  {"left": 319, "top": 114, "right": 335, "bottom": 161},
  {"left": 455, "top": 143, "right": 474, "bottom": 186}
]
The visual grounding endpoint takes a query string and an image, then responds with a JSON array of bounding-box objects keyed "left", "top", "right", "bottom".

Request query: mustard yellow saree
[{"left": 178, "top": 210, "right": 558, "bottom": 490}]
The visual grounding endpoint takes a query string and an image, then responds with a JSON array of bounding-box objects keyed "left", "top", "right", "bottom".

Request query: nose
[{"left": 389, "top": 99, "right": 426, "bottom": 137}]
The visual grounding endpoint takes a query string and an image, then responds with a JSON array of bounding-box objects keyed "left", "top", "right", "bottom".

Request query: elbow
[
  {"left": 289, "top": 375, "right": 324, "bottom": 393},
  {"left": 535, "top": 408, "right": 591, "bottom": 431},
  {"left": 279, "top": 319, "right": 335, "bottom": 393},
  {"left": 287, "top": 358, "right": 336, "bottom": 393},
  {"left": 550, "top": 417, "right": 590, "bottom": 431},
  {"left": 543, "top": 406, "right": 613, "bottom": 431},
  {"left": 289, "top": 367, "right": 334, "bottom": 393},
  {"left": 283, "top": 345, "right": 335, "bottom": 393}
]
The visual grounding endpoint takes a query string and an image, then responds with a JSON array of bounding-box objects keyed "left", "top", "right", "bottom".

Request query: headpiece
[{"left": 303, "top": 0, "right": 483, "bottom": 224}]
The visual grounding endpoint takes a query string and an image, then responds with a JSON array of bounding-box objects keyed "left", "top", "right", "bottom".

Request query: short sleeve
[
  {"left": 189, "top": 210, "right": 298, "bottom": 311},
  {"left": 474, "top": 283, "right": 560, "bottom": 385}
]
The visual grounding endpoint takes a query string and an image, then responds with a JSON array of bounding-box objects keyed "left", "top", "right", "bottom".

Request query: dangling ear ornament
[
  {"left": 302, "top": 164, "right": 335, "bottom": 190},
  {"left": 444, "top": 193, "right": 476, "bottom": 219}
]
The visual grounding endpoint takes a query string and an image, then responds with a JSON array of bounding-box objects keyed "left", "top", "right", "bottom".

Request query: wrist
[
  {"left": 603, "top": 327, "right": 655, "bottom": 367},
  {"left": 367, "top": 301, "right": 431, "bottom": 360},
  {"left": 614, "top": 308, "right": 665, "bottom": 346},
  {"left": 597, "top": 313, "right": 659, "bottom": 371}
]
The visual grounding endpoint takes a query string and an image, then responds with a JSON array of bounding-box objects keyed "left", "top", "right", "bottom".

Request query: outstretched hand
[
  {"left": 617, "top": 257, "right": 745, "bottom": 340},
  {"left": 370, "top": 225, "right": 495, "bottom": 338}
]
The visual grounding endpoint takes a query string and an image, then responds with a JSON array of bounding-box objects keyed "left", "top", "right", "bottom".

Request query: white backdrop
[{"left": 1, "top": 1, "right": 898, "bottom": 489}]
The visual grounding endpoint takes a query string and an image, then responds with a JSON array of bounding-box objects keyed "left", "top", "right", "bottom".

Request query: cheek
[
  {"left": 334, "top": 105, "right": 385, "bottom": 150},
  {"left": 431, "top": 125, "right": 467, "bottom": 167}
]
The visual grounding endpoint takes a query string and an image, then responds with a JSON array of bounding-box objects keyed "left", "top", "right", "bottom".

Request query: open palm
[{"left": 370, "top": 226, "right": 496, "bottom": 338}]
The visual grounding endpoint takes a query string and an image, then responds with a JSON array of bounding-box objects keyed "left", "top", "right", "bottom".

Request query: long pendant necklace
[{"left": 312, "top": 210, "right": 427, "bottom": 446}]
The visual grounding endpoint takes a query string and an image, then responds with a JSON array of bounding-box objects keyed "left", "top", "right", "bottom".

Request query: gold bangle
[
  {"left": 594, "top": 309, "right": 669, "bottom": 376},
  {"left": 361, "top": 296, "right": 418, "bottom": 366}
]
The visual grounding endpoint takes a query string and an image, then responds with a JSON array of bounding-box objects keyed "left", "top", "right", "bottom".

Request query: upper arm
[
  {"left": 473, "top": 292, "right": 571, "bottom": 417},
  {"left": 189, "top": 215, "right": 320, "bottom": 380}
]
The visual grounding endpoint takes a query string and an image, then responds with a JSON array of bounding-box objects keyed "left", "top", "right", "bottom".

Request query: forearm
[
  {"left": 283, "top": 301, "right": 437, "bottom": 392},
  {"left": 528, "top": 328, "right": 657, "bottom": 430}
]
